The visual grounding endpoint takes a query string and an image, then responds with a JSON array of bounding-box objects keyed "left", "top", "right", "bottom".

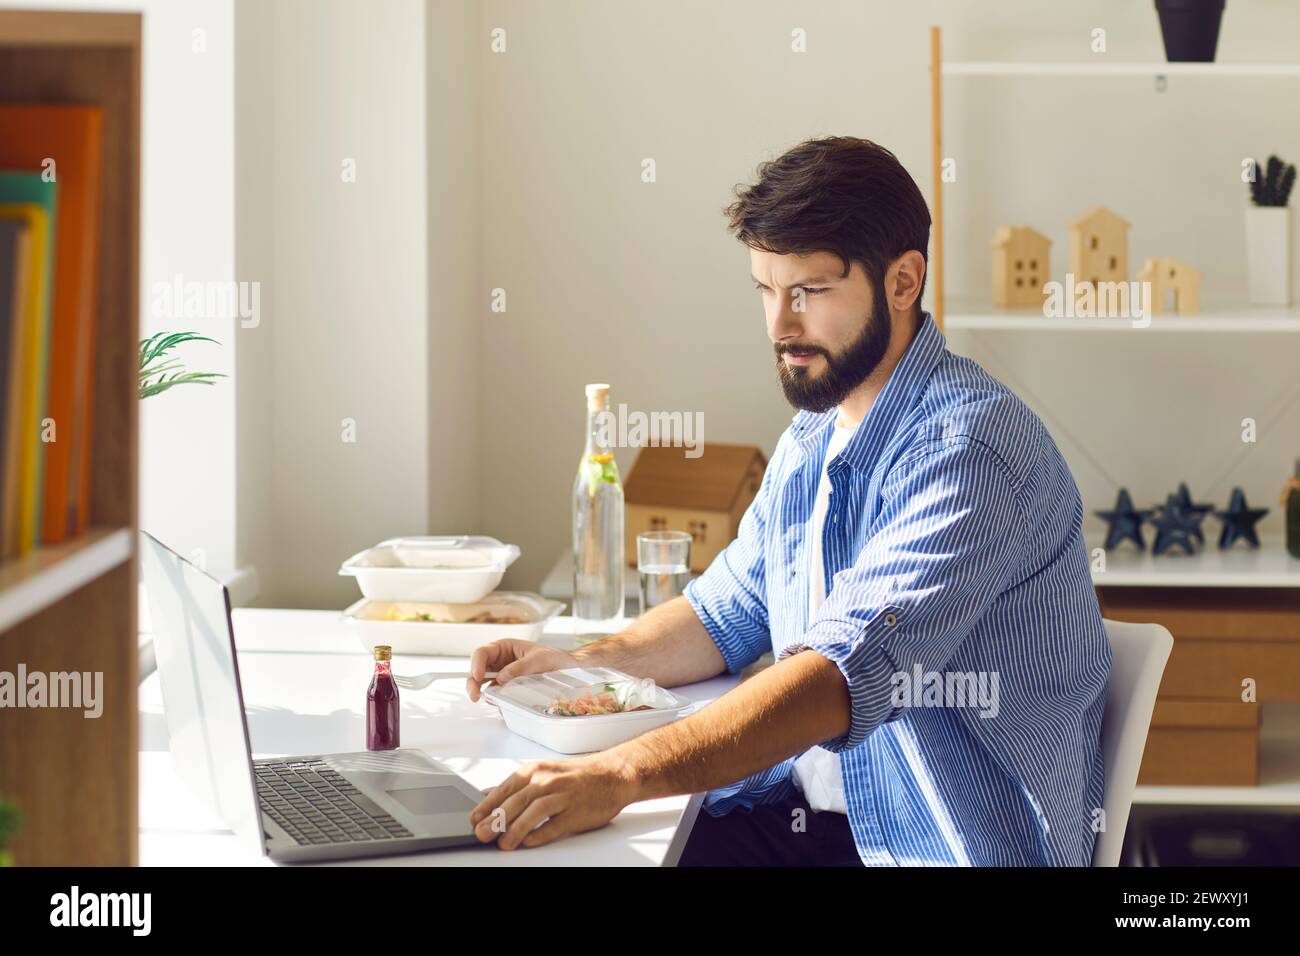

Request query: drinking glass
[{"left": 637, "top": 531, "right": 692, "bottom": 615}]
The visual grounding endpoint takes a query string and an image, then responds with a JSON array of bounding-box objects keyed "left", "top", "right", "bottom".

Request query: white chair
[{"left": 1092, "top": 618, "right": 1174, "bottom": 867}]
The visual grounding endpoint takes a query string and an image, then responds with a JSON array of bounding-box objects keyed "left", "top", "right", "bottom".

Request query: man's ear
[{"left": 886, "top": 250, "right": 926, "bottom": 315}]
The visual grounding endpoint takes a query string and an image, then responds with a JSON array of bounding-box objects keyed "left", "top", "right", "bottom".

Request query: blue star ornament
[
  {"left": 1173, "top": 482, "right": 1214, "bottom": 544},
  {"left": 1094, "top": 488, "right": 1151, "bottom": 550},
  {"left": 1150, "top": 494, "right": 1200, "bottom": 556},
  {"left": 1215, "top": 487, "right": 1269, "bottom": 550}
]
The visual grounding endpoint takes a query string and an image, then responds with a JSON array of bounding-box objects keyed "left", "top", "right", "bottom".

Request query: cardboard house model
[
  {"left": 1068, "top": 206, "right": 1129, "bottom": 292},
  {"left": 624, "top": 442, "right": 767, "bottom": 573},
  {"left": 1137, "top": 255, "right": 1202, "bottom": 315},
  {"left": 991, "top": 225, "right": 1051, "bottom": 307}
]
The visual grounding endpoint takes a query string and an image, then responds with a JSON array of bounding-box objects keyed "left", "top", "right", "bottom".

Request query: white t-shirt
[{"left": 791, "top": 415, "right": 857, "bottom": 813}]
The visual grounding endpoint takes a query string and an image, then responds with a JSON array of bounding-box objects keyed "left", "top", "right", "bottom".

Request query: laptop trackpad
[{"left": 386, "top": 785, "right": 479, "bottom": 815}]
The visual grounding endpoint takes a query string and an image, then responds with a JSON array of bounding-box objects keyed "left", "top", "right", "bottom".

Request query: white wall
[
  {"left": 475, "top": 0, "right": 1300, "bottom": 592},
  {"left": 233, "top": 0, "right": 274, "bottom": 603},
  {"left": 136, "top": 0, "right": 239, "bottom": 579},
  {"left": 425, "top": 0, "right": 483, "bottom": 546},
  {"left": 234, "top": 0, "right": 432, "bottom": 608}
]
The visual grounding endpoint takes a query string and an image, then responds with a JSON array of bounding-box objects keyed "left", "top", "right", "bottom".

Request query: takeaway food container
[
  {"left": 343, "top": 591, "right": 563, "bottom": 657},
  {"left": 480, "top": 666, "right": 695, "bottom": 754},
  {"left": 339, "top": 535, "right": 521, "bottom": 603}
]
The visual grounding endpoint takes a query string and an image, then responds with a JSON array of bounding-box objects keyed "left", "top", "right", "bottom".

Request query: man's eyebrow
[{"left": 750, "top": 274, "right": 838, "bottom": 287}]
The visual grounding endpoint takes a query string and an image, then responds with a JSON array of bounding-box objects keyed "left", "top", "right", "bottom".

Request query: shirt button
[{"left": 884, "top": 613, "right": 898, "bottom": 626}]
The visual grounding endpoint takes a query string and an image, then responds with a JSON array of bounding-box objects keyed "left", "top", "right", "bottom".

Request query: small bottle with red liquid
[{"left": 367, "top": 645, "right": 400, "bottom": 751}]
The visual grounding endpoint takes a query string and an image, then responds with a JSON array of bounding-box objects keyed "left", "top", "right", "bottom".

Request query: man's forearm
[
  {"left": 571, "top": 595, "right": 727, "bottom": 687},
  {"left": 605, "top": 648, "right": 851, "bottom": 801}
]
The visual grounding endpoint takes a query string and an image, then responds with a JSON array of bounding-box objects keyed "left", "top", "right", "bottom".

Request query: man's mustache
[{"left": 775, "top": 343, "right": 830, "bottom": 359}]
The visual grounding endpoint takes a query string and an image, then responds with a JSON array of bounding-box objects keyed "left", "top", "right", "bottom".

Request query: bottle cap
[
  {"left": 585, "top": 383, "right": 610, "bottom": 410},
  {"left": 373, "top": 645, "right": 392, "bottom": 662}
]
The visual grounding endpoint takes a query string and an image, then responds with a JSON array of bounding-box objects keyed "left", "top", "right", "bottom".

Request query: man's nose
[{"left": 767, "top": 293, "right": 803, "bottom": 343}]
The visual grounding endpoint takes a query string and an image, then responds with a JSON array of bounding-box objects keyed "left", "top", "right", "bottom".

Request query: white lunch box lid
[
  {"left": 482, "top": 666, "right": 692, "bottom": 722},
  {"left": 339, "top": 535, "right": 520, "bottom": 575}
]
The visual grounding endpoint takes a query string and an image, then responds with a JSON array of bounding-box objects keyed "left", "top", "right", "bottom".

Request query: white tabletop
[{"left": 139, "top": 608, "right": 739, "bottom": 866}]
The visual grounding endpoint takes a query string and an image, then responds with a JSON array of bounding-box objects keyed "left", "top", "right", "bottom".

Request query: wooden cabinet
[{"left": 1099, "top": 586, "right": 1300, "bottom": 787}]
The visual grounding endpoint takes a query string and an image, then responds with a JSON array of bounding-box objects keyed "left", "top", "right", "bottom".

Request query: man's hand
[
  {"left": 469, "top": 751, "right": 639, "bottom": 850},
  {"left": 467, "top": 597, "right": 727, "bottom": 703},
  {"left": 465, "top": 639, "right": 581, "bottom": 702}
]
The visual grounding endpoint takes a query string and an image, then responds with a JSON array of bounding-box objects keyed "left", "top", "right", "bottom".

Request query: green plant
[
  {"left": 1248, "top": 154, "right": 1297, "bottom": 207},
  {"left": 138, "top": 331, "right": 226, "bottom": 399},
  {"left": 0, "top": 793, "right": 20, "bottom": 866}
]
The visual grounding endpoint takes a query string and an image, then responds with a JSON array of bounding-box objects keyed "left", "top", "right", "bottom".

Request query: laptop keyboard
[{"left": 255, "top": 758, "right": 414, "bottom": 846}]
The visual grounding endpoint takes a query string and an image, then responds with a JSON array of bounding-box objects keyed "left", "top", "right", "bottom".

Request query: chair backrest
[{"left": 1092, "top": 618, "right": 1173, "bottom": 867}]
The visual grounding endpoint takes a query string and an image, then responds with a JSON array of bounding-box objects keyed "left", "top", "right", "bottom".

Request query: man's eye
[
  {"left": 754, "top": 282, "right": 770, "bottom": 292},
  {"left": 800, "top": 287, "right": 828, "bottom": 296}
]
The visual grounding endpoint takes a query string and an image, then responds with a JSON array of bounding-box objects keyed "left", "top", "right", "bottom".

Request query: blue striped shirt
[{"left": 683, "top": 310, "right": 1111, "bottom": 866}]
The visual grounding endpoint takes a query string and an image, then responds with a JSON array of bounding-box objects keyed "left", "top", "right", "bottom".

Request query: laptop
[{"left": 140, "top": 530, "right": 489, "bottom": 863}]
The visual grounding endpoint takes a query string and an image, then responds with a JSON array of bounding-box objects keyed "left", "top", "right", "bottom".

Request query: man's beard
[{"left": 774, "top": 286, "right": 892, "bottom": 413}]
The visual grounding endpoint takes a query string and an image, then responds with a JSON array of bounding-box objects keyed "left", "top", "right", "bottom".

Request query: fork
[{"left": 394, "top": 670, "right": 499, "bottom": 691}]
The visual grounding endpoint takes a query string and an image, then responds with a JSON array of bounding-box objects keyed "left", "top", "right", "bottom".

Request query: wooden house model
[
  {"left": 624, "top": 443, "right": 766, "bottom": 572},
  {"left": 991, "top": 225, "right": 1051, "bottom": 307},
  {"left": 1137, "top": 255, "right": 1202, "bottom": 315},
  {"left": 1068, "top": 206, "right": 1130, "bottom": 292}
]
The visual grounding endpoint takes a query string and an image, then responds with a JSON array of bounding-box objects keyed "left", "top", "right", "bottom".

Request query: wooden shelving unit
[
  {"left": 943, "top": 299, "right": 1300, "bottom": 333},
  {"left": 0, "top": 527, "right": 133, "bottom": 632},
  {"left": 944, "top": 61, "right": 1300, "bottom": 77},
  {"left": 927, "top": 26, "right": 1300, "bottom": 329},
  {"left": 928, "top": 27, "right": 1300, "bottom": 808},
  {"left": 0, "top": 9, "right": 140, "bottom": 866}
]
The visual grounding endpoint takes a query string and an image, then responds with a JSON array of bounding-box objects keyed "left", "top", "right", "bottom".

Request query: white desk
[{"left": 139, "top": 609, "right": 739, "bottom": 866}]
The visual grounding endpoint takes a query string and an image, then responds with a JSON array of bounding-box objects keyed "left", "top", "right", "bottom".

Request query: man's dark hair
[{"left": 724, "top": 136, "right": 931, "bottom": 318}]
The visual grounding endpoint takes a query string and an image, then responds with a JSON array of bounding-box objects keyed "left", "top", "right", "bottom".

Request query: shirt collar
[{"left": 790, "top": 310, "right": 946, "bottom": 474}]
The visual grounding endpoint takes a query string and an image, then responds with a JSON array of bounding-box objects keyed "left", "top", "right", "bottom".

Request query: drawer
[
  {"left": 1137, "top": 699, "right": 1260, "bottom": 787},
  {"left": 1097, "top": 587, "right": 1300, "bottom": 642},
  {"left": 1159, "top": 640, "right": 1300, "bottom": 700}
]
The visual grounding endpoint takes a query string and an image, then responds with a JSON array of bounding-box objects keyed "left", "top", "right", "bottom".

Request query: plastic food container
[
  {"left": 339, "top": 535, "right": 521, "bottom": 603},
  {"left": 481, "top": 666, "right": 695, "bottom": 754},
  {"left": 343, "top": 591, "right": 563, "bottom": 657}
]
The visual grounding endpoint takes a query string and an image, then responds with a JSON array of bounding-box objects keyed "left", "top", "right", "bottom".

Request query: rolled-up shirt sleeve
[
  {"left": 683, "top": 437, "right": 789, "bottom": 674},
  {"left": 779, "top": 438, "right": 1028, "bottom": 753}
]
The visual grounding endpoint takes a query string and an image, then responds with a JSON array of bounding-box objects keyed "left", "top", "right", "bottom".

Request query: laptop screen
[{"left": 140, "top": 530, "right": 262, "bottom": 852}]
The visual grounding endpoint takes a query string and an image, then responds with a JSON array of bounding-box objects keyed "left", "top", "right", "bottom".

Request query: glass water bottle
[{"left": 572, "top": 383, "right": 625, "bottom": 642}]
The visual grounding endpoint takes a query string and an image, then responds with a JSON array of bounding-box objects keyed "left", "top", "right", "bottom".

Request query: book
[
  {"left": 0, "top": 218, "right": 30, "bottom": 558},
  {"left": 0, "top": 106, "right": 105, "bottom": 542},
  {"left": 0, "top": 220, "right": 23, "bottom": 447},
  {"left": 0, "top": 197, "right": 54, "bottom": 558}
]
